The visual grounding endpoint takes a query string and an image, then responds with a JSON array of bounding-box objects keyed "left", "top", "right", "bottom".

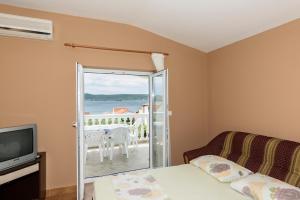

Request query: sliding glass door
[{"left": 150, "top": 70, "right": 169, "bottom": 168}]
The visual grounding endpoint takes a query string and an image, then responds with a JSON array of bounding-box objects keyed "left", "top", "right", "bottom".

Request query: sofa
[{"left": 183, "top": 131, "right": 300, "bottom": 187}]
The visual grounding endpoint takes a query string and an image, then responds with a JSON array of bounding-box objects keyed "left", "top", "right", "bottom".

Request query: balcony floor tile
[{"left": 85, "top": 143, "right": 150, "bottom": 178}]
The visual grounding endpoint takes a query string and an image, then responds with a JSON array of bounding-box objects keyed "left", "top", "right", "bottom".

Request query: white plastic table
[{"left": 84, "top": 124, "right": 131, "bottom": 162}]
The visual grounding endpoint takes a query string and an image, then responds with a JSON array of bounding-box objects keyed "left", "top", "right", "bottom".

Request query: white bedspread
[{"left": 94, "top": 164, "right": 250, "bottom": 200}]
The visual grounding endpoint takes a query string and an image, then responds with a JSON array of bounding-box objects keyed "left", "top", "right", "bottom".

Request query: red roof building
[{"left": 113, "top": 107, "right": 129, "bottom": 114}]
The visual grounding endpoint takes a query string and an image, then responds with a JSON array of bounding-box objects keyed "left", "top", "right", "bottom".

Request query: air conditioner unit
[{"left": 0, "top": 13, "right": 53, "bottom": 40}]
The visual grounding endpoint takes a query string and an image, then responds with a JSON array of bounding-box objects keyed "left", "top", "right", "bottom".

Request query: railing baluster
[{"left": 84, "top": 113, "right": 149, "bottom": 142}]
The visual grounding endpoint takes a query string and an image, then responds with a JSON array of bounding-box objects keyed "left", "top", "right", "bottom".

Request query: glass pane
[{"left": 152, "top": 73, "right": 166, "bottom": 168}]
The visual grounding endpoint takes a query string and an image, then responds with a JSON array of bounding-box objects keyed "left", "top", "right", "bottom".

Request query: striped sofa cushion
[{"left": 183, "top": 131, "right": 300, "bottom": 187}]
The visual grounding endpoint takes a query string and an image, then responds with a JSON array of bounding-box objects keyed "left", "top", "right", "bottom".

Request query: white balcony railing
[{"left": 84, "top": 113, "right": 149, "bottom": 141}]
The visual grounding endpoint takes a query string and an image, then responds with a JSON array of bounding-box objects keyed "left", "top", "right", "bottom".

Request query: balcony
[{"left": 84, "top": 113, "right": 150, "bottom": 178}]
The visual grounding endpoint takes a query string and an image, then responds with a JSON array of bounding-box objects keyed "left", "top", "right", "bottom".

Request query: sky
[{"left": 84, "top": 73, "right": 149, "bottom": 95}]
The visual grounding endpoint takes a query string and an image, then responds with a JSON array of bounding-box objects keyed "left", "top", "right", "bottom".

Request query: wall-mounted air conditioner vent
[{"left": 0, "top": 13, "right": 53, "bottom": 40}]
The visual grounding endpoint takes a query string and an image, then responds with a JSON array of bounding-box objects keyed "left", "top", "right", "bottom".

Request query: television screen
[{"left": 0, "top": 128, "right": 34, "bottom": 162}]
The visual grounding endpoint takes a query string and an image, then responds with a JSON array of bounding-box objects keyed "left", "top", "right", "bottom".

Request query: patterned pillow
[
  {"left": 190, "top": 155, "right": 253, "bottom": 182},
  {"left": 230, "top": 173, "right": 300, "bottom": 200}
]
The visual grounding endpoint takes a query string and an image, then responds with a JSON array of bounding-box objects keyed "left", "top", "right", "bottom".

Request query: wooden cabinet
[{"left": 0, "top": 152, "right": 46, "bottom": 200}]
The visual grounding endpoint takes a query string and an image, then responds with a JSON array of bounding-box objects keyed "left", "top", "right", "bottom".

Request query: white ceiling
[{"left": 1, "top": 0, "right": 300, "bottom": 52}]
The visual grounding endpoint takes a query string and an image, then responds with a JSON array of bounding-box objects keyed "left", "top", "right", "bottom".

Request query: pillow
[
  {"left": 190, "top": 155, "right": 253, "bottom": 182},
  {"left": 230, "top": 173, "right": 300, "bottom": 200}
]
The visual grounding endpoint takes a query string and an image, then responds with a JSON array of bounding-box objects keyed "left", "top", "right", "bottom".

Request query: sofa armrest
[{"left": 183, "top": 146, "right": 208, "bottom": 164}]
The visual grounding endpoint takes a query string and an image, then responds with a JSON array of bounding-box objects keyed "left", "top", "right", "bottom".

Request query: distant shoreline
[
  {"left": 84, "top": 97, "right": 149, "bottom": 114},
  {"left": 85, "top": 94, "right": 148, "bottom": 101}
]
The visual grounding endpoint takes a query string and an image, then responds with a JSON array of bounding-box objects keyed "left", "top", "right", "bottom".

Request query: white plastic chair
[
  {"left": 130, "top": 118, "right": 143, "bottom": 147},
  {"left": 107, "top": 127, "right": 130, "bottom": 160},
  {"left": 84, "top": 130, "right": 106, "bottom": 163}
]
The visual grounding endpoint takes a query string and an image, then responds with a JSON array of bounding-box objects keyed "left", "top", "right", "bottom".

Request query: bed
[
  {"left": 93, "top": 164, "right": 250, "bottom": 200},
  {"left": 93, "top": 131, "right": 300, "bottom": 200}
]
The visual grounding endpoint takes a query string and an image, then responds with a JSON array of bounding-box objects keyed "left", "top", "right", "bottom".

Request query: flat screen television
[{"left": 0, "top": 124, "right": 37, "bottom": 171}]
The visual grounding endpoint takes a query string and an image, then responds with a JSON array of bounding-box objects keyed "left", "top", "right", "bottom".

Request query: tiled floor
[
  {"left": 85, "top": 143, "right": 150, "bottom": 178},
  {"left": 84, "top": 183, "right": 94, "bottom": 200},
  {"left": 45, "top": 185, "right": 91, "bottom": 200},
  {"left": 46, "top": 194, "right": 76, "bottom": 200}
]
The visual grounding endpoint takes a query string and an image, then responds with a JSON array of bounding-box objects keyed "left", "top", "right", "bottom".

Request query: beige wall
[
  {"left": 208, "top": 19, "right": 300, "bottom": 142},
  {"left": 2, "top": 3, "right": 300, "bottom": 191},
  {"left": 0, "top": 5, "right": 208, "bottom": 189}
]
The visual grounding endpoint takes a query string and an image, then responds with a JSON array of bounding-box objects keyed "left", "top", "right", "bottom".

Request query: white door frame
[
  {"left": 84, "top": 68, "right": 152, "bottom": 76},
  {"left": 76, "top": 63, "right": 85, "bottom": 200},
  {"left": 76, "top": 67, "right": 170, "bottom": 198}
]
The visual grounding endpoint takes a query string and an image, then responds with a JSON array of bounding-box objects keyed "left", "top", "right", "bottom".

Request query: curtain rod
[{"left": 64, "top": 43, "right": 169, "bottom": 56}]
